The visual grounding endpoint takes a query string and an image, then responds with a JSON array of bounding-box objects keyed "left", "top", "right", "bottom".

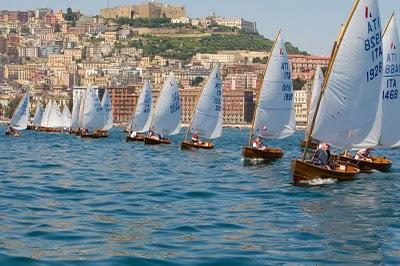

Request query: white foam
[{"left": 299, "top": 178, "right": 337, "bottom": 186}]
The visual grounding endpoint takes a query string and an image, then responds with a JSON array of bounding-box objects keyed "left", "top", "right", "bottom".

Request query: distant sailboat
[
  {"left": 5, "top": 92, "right": 30, "bottom": 136},
  {"left": 70, "top": 94, "right": 81, "bottom": 134},
  {"left": 292, "top": 0, "right": 383, "bottom": 182},
  {"left": 61, "top": 103, "right": 72, "bottom": 131},
  {"left": 242, "top": 30, "right": 296, "bottom": 160},
  {"left": 38, "top": 100, "right": 63, "bottom": 132},
  {"left": 181, "top": 63, "right": 223, "bottom": 149},
  {"left": 144, "top": 72, "right": 181, "bottom": 145},
  {"left": 80, "top": 87, "right": 105, "bottom": 138},
  {"left": 32, "top": 102, "right": 44, "bottom": 130},
  {"left": 300, "top": 65, "right": 324, "bottom": 150},
  {"left": 127, "top": 80, "right": 153, "bottom": 141},
  {"left": 99, "top": 89, "right": 113, "bottom": 137},
  {"left": 339, "top": 13, "right": 398, "bottom": 172}
]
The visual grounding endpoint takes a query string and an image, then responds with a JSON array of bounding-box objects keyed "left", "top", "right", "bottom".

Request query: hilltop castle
[{"left": 100, "top": 1, "right": 186, "bottom": 20}]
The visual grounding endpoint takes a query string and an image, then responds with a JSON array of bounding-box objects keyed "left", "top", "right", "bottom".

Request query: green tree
[
  {"left": 191, "top": 76, "right": 204, "bottom": 86},
  {"left": 292, "top": 78, "right": 306, "bottom": 90},
  {"left": 5, "top": 96, "right": 21, "bottom": 118},
  {"left": 54, "top": 24, "right": 61, "bottom": 33},
  {"left": 20, "top": 26, "right": 30, "bottom": 34},
  {"left": 252, "top": 57, "right": 261, "bottom": 63}
]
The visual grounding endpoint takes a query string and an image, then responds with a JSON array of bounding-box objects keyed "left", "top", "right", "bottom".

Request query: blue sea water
[{"left": 0, "top": 125, "right": 399, "bottom": 265}]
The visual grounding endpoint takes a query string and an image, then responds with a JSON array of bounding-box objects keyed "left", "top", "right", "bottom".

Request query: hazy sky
[{"left": 1, "top": 0, "right": 399, "bottom": 55}]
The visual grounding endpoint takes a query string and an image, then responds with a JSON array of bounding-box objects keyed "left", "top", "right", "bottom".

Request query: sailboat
[
  {"left": 38, "top": 100, "right": 64, "bottom": 132},
  {"left": 292, "top": 0, "right": 383, "bottom": 182},
  {"left": 70, "top": 93, "right": 81, "bottom": 134},
  {"left": 242, "top": 30, "right": 296, "bottom": 159},
  {"left": 32, "top": 102, "right": 44, "bottom": 130},
  {"left": 5, "top": 92, "right": 30, "bottom": 136},
  {"left": 144, "top": 72, "right": 181, "bottom": 145},
  {"left": 300, "top": 65, "right": 324, "bottom": 150},
  {"left": 338, "top": 13, "right": 398, "bottom": 172},
  {"left": 127, "top": 80, "right": 153, "bottom": 141},
  {"left": 61, "top": 103, "right": 72, "bottom": 131},
  {"left": 181, "top": 63, "right": 223, "bottom": 149},
  {"left": 80, "top": 86, "right": 105, "bottom": 138},
  {"left": 99, "top": 89, "right": 112, "bottom": 137}
]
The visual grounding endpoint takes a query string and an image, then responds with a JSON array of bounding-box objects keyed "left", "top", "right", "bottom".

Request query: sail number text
[
  {"left": 215, "top": 83, "right": 222, "bottom": 111},
  {"left": 169, "top": 91, "right": 180, "bottom": 114}
]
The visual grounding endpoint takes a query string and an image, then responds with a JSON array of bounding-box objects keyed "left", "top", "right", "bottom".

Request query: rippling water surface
[{"left": 0, "top": 126, "right": 399, "bottom": 265}]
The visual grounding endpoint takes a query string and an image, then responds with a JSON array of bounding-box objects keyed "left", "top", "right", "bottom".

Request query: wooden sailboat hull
[
  {"left": 126, "top": 134, "right": 145, "bottom": 142},
  {"left": 36, "top": 127, "right": 63, "bottom": 133},
  {"left": 300, "top": 139, "right": 319, "bottom": 150},
  {"left": 291, "top": 159, "right": 360, "bottom": 183},
  {"left": 144, "top": 137, "right": 171, "bottom": 145},
  {"left": 80, "top": 132, "right": 103, "bottom": 139},
  {"left": 5, "top": 129, "right": 21, "bottom": 136},
  {"left": 181, "top": 140, "right": 214, "bottom": 150},
  {"left": 242, "top": 146, "right": 283, "bottom": 160},
  {"left": 338, "top": 155, "right": 392, "bottom": 172}
]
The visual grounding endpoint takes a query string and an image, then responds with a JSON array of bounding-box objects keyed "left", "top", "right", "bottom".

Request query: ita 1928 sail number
[{"left": 367, "top": 61, "right": 382, "bottom": 82}]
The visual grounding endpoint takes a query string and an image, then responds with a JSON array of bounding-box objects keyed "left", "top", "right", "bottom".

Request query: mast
[
  {"left": 247, "top": 30, "right": 281, "bottom": 146},
  {"left": 302, "top": 0, "right": 360, "bottom": 160},
  {"left": 383, "top": 12, "right": 395, "bottom": 36}
]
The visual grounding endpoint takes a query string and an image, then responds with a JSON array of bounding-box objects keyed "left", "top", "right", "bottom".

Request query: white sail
[
  {"left": 78, "top": 93, "right": 86, "bottom": 129},
  {"left": 190, "top": 63, "right": 223, "bottom": 139},
  {"left": 150, "top": 72, "right": 181, "bottom": 136},
  {"left": 10, "top": 92, "right": 30, "bottom": 130},
  {"left": 33, "top": 102, "right": 44, "bottom": 127},
  {"left": 379, "top": 14, "right": 400, "bottom": 148},
  {"left": 253, "top": 31, "right": 296, "bottom": 139},
  {"left": 47, "top": 101, "right": 64, "bottom": 129},
  {"left": 61, "top": 104, "right": 72, "bottom": 129},
  {"left": 131, "top": 80, "right": 153, "bottom": 133},
  {"left": 71, "top": 94, "right": 81, "bottom": 130},
  {"left": 101, "top": 89, "right": 113, "bottom": 130},
  {"left": 307, "top": 66, "right": 324, "bottom": 130},
  {"left": 40, "top": 100, "right": 52, "bottom": 128},
  {"left": 82, "top": 87, "right": 104, "bottom": 131},
  {"left": 313, "top": 0, "right": 383, "bottom": 148}
]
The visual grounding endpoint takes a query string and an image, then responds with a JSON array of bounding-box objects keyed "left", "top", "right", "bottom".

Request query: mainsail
[
  {"left": 61, "top": 104, "right": 72, "bottom": 129},
  {"left": 101, "top": 89, "right": 113, "bottom": 130},
  {"left": 10, "top": 92, "right": 30, "bottom": 130},
  {"left": 71, "top": 94, "right": 81, "bottom": 130},
  {"left": 82, "top": 87, "right": 104, "bottom": 132},
  {"left": 47, "top": 101, "right": 64, "bottom": 129},
  {"left": 379, "top": 14, "right": 400, "bottom": 148},
  {"left": 130, "top": 80, "right": 153, "bottom": 133},
  {"left": 253, "top": 31, "right": 296, "bottom": 139},
  {"left": 189, "top": 63, "right": 223, "bottom": 139},
  {"left": 33, "top": 102, "right": 44, "bottom": 127},
  {"left": 40, "top": 100, "right": 52, "bottom": 128},
  {"left": 307, "top": 66, "right": 324, "bottom": 130},
  {"left": 150, "top": 73, "right": 181, "bottom": 136},
  {"left": 312, "top": 0, "right": 383, "bottom": 148}
]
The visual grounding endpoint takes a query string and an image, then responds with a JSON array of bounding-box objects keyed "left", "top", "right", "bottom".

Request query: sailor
[
  {"left": 252, "top": 136, "right": 266, "bottom": 151},
  {"left": 355, "top": 147, "right": 373, "bottom": 162},
  {"left": 191, "top": 132, "right": 200, "bottom": 143},
  {"left": 130, "top": 131, "right": 137, "bottom": 138},
  {"left": 312, "top": 143, "right": 329, "bottom": 167}
]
